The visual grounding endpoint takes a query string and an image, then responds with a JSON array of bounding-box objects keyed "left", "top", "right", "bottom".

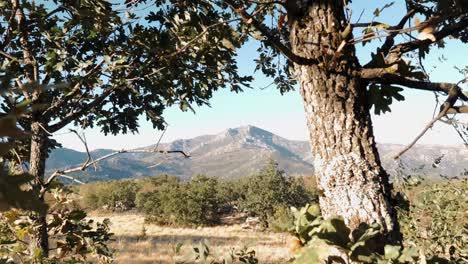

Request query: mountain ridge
[{"left": 46, "top": 125, "right": 467, "bottom": 182}]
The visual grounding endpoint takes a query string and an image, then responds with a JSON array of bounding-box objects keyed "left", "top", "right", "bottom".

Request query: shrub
[
  {"left": 268, "top": 205, "right": 295, "bottom": 232},
  {"left": 79, "top": 180, "right": 139, "bottom": 211},
  {"left": 398, "top": 178, "right": 468, "bottom": 261},
  {"left": 237, "top": 159, "right": 317, "bottom": 227},
  {"left": 138, "top": 175, "right": 221, "bottom": 226}
]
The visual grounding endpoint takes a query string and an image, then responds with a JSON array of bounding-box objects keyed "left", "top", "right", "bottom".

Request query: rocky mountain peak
[{"left": 46, "top": 126, "right": 467, "bottom": 183}]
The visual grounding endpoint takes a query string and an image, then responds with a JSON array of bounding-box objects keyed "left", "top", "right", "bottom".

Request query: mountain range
[{"left": 46, "top": 125, "right": 468, "bottom": 182}]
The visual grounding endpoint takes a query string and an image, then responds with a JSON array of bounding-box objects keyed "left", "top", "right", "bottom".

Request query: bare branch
[
  {"left": 43, "top": 148, "right": 190, "bottom": 189},
  {"left": 440, "top": 118, "right": 468, "bottom": 127},
  {"left": 53, "top": 173, "right": 85, "bottom": 185},
  {"left": 394, "top": 86, "right": 461, "bottom": 159},
  {"left": 68, "top": 129, "right": 96, "bottom": 171},
  {"left": 352, "top": 21, "right": 388, "bottom": 28},
  {"left": 147, "top": 160, "right": 167, "bottom": 169},
  {"left": 0, "top": 51, "right": 20, "bottom": 61},
  {"left": 153, "top": 125, "right": 168, "bottom": 151}
]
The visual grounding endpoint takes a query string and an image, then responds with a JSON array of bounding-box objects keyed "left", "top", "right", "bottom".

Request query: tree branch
[
  {"left": 41, "top": 129, "right": 190, "bottom": 194},
  {"left": 43, "top": 149, "right": 189, "bottom": 188},
  {"left": 352, "top": 21, "right": 388, "bottom": 28},
  {"left": 370, "top": 9, "right": 416, "bottom": 60},
  {"left": 224, "top": 0, "right": 318, "bottom": 65},
  {"left": 42, "top": 57, "right": 110, "bottom": 117},
  {"left": 393, "top": 86, "right": 461, "bottom": 159},
  {"left": 48, "top": 88, "right": 115, "bottom": 133},
  {"left": 361, "top": 69, "right": 468, "bottom": 100},
  {"left": 387, "top": 15, "right": 468, "bottom": 58},
  {"left": 447, "top": 105, "right": 468, "bottom": 114},
  {"left": 0, "top": 51, "right": 20, "bottom": 61},
  {"left": 68, "top": 129, "right": 97, "bottom": 171}
]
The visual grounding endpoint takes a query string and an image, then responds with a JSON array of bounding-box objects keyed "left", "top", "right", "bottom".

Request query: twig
[
  {"left": 0, "top": 51, "right": 20, "bottom": 61},
  {"left": 440, "top": 118, "right": 468, "bottom": 127},
  {"left": 54, "top": 173, "right": 85, "bottom": 185},
  {"left": 153, "top": 125, "right": 168, "bottom": 151},
  {"left": 36, "top": 122, "right": 54, "bottom": 136},
  {"left": 147, "top": 160, "right": 167, "bottom": 169},
  {"left": 69, "top": 129, "right": 97, "bottom": 171},
  {"left": 11, "top": 149, "right": 25, "bottom": 173}
]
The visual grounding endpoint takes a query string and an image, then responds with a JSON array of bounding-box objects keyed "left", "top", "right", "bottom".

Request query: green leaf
[
  {"left": 55, "top": 62, "right": 65, "bottom": 72},
  {"left": 384, "top": 245, "right": 401, "bottom": 260},
  {"left": 368, "top": 83, "right": 405, "bottom": 115}
]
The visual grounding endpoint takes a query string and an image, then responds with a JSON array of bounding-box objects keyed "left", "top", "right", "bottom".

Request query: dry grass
[{"left": 88, "top": 212, "right": 294, "bottom": 264}]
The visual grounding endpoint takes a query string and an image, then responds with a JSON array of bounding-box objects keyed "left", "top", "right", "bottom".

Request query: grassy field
[{"left": 89, "top": 212, "right": 294, "bottom": 263}]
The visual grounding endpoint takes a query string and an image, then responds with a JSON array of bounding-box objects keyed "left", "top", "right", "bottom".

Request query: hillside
[{"left": 46, "top": 125, "right": 467, "bottom": 182}]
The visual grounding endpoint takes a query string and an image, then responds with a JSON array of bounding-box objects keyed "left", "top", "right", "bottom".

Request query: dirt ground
[{"left": 89, "top": 212, "right": 294, "bottom": 263}]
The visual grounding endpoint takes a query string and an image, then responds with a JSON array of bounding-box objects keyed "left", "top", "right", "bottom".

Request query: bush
[
  {"left": 137, "top": 175, "right": 221, "bottom": 226},
  {"left": 79, "top": 180, "right": 139, "bottom": 211},
  {"left": 236, "top": 159, "right": 317, "bottom": 227},
  {"left": 268, "top": 205, "right": 295, "bottom": 232},
  {"left": 398, "top": 178, "right": 468, "bottom": 261}
]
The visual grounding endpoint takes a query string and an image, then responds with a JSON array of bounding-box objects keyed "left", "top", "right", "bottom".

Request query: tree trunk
[
  {"left": 290, "top": 1, "right": 398, "bottom": 238},
  {"left": 29, "top": 121, "right": 49, "bottom": 257}
]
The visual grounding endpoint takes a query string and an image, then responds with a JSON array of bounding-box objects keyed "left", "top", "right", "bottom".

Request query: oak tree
[
  {"left": 196, "top": 0, "right": 467, "bottom": 243},
  {"left": 0, "top": 0, "right": 249, "bottom": 255}
]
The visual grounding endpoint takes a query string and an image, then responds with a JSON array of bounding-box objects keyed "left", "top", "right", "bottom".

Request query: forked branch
[
  {"left": 393, "top": 86, "right": 463, "bottom": 159},
  {"left": 41, "top": 130, "right": 190, "bottom": 195}
]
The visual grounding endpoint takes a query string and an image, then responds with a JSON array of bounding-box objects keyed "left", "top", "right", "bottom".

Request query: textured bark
[
  {"left": 290, "top": 1, "right": 397, "bottom": 236},
  {"left": 29, "top": 121, "right": 49, "bottom": 257}
]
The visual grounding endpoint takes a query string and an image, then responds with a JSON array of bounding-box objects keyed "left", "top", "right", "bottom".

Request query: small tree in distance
[{"left": 238, "top": 159, "right": 315, "bottom": 227}]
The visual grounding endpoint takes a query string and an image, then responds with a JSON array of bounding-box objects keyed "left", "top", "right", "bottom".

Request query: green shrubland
[
  {"left": 77, "top": 160, "right": 317, "bottom": 227},
  {"left": 71, "top": 161, "right": 467, "bottom": 263}
]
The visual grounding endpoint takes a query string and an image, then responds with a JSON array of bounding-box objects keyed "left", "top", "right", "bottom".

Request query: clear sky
[{"left": 53, "top": 1, "right": 467, "bottom": 151}]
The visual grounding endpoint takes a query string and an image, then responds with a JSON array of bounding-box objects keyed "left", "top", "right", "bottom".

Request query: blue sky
[{"left": 54, "top": 1, "right": 467, "bottom": 151}]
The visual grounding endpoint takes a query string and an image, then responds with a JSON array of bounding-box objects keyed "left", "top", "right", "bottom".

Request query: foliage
[
  {"left": 268, "top": 205, "right": 295, "bottom": 232},
  {"left": 179, "top": 240, "right": 258, "bottom": 264},
  {"left": 0, "top": 188, "right": 113, "bottom": 263},
  {"left": 236, "top": 159, "right": 316, "bottom": 227},
  {"left": 0, "top": 0, "right": 252, "bottom": 140},
  {"left": 76, "top": 162, "right": 316, "bottom": 228},
  {"left": 290, "top": 190, "right": 468, "bottom": 264},
  {"left": 398, "top": 179, "right": 468, "bottom": 262},
  {"left": 79, "top": 180, "right": 139, "bottom": 211},
  {"left": 0, "top": 104, "right": 46, "bottom": 213},
  {"left": 136, "top": 175, "right": 222, "bottom": 226},
  {"left": 289, "top": 204, "right": 420, "bottom": 264}
]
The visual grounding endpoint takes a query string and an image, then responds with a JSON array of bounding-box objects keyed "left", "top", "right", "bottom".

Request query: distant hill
[{"left": 46, "top": 125, "right": 467, "bottom": 182}]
